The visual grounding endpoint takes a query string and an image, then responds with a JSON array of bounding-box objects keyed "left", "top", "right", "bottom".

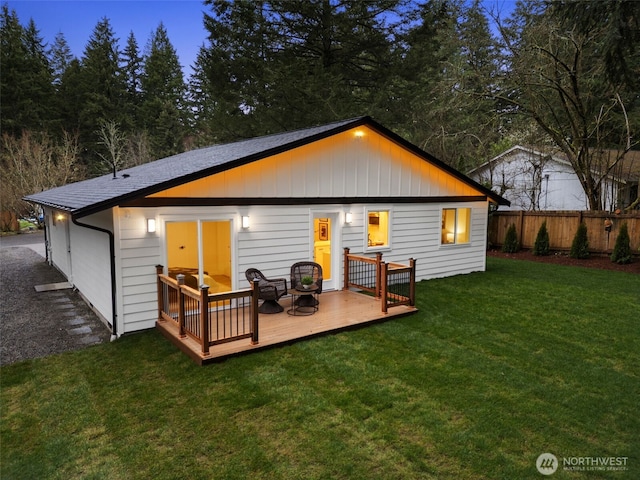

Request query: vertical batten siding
[
  {"left": 68, "top": 211, "right": 113, "bottom": 324},
  {"left": 151, "top": 128, "right": 480, "bottom": 200}
]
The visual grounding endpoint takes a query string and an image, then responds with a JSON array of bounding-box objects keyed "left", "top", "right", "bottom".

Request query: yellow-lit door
[
  {"left": 166, "top": 220, "right": 231, "bottom": 293},
  {"left": 313, "top": 215, "right": 335, "bottom": 289}
]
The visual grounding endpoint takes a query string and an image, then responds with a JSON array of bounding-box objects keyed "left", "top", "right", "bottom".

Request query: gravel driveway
[{"left": 0, "top": 231, "right": 111, "bottom": 366}]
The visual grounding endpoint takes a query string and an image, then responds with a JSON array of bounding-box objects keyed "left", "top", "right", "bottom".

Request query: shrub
[
  {"left": 611, "top": 222, "right": 632, "bottom": 264},
  {"left": 502, "top": 224, "right": 519, "bottom": 253},
  {"left": 570, "top": 222, "right": 589, "bottom": 259},
  {"left": 533, "top": 221, "right": 550, "bottom": 256}
]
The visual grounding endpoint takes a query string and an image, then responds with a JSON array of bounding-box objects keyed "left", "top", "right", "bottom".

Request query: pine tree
[
  {"left": 502, "top": 224, "right": 519, "bottom": 253},
  {"left": 570, "top": 223, "right": 589, "bottom": 259},
  {"left": 78, "top": 17, "right": 126, "bottom": 171},
  {"left": 533, "top": 221, "right": 550, "bottom": 256},
  {"left": 610, "top": 222, "right": 632, "bottom": 264},
  {"left": 121, "top": 31, "right": 143, "bottom": 132},
  {"left": 49, "top": 31, "right": 73, "bottom": 85},
  {"left": 140, "top": 23, "right": 187, "bottom": 159},
  {"left": 0, "top": 7, "right": 55, "bottom": 136}
]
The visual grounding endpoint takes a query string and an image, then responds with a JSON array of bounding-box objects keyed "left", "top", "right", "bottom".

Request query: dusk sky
[{"left": 7, "top": 0, "right": 516, "bottom": 77}]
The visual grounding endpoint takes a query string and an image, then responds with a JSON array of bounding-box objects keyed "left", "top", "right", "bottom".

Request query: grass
[{"left": 1, "top": 257, "right": 639, "bottom": 479}]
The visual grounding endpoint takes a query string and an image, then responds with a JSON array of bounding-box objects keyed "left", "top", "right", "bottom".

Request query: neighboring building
[
  {"left": 468, "top": 146, "right": 639, "bottom": 211},
  {"left": 25, "top": 116, "right": 508, "bottom": 338}
]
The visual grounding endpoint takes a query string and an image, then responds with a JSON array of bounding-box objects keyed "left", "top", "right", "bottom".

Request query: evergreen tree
[
  {"left": 121, "top": 31, "right": 143, "bottom": 132},
  {"left": 49, "top": 31, "right": 73, "bottom": 85},
  {"left": 140, "top": 23, "right": 187, "bottom": 158},
  {"left": 502, "top": 224, "right": 519, "bottom": 253},
  {"left": 401, "top": 0, "right": 501, "bottom": 170},
  {"left": 0, "top": 6, "right": 54, "bottom": 136},
  {"left": 533, "top": 221, "right": 550, "bottom": 256},
  {"left": 187, "top": 45, "right": 216, "bottom": 145},
  {"left": 200, "top": 0, "right": 401, "bottom": 141},
  {"left": 570, "top": 223, "right": 590, "bottom": 259},
  {"left": 610, "top": 222, "right": 632, "bottom": 264},
  {"left": 78, "top": 17, "right": 126, "bottom": 171}
]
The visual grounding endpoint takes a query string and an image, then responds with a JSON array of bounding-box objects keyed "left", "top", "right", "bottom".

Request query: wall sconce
[
  {"left": 354, "top": 130, "right": 365, "bottom": 140},
  {"left": 241, "top": 215, "right": 250, "bottom": 229},
  {"left": 146, "top": 218, "right": 156, "bottom": 233},
  {"left": 55, "top": 213, "right": 65, "bottom": 222},
  {"left": 345, "top": 212, "right": 353, "bottom": 224}
]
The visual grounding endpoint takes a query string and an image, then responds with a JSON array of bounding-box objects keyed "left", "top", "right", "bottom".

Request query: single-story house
[
  {"left": 468, "top": 145, "right": 639, "bottom": 211},
  {"left": 25, "top": 116, "right": 508, "bottom": 339}
]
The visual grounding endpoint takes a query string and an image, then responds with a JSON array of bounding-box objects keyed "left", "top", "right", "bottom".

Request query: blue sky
[{"left": 7, "top": 0, "right": 516, "bottom": 77}]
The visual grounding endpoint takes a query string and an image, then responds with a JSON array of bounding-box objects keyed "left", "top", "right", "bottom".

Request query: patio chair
[
  {"left": 290, "top": 261, "right": 323, "bottom": 306},
  {"left": 245, "top": 268, "right": 288, "bottom": 313}
]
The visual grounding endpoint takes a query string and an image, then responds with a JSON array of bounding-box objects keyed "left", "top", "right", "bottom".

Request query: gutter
[{"left": 71, "top": 216, "right": 118, "bottom": 341}]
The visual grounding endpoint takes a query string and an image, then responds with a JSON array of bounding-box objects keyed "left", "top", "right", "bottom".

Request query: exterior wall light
[
  {"left": 242, "top": 215, "right": 250, "bottom": 229},
  {"left": 345, "top": 212, "right": 353, "bottom": 224},
  {"left": 147, "top": 218, "right": 156, "bottom": 233}
]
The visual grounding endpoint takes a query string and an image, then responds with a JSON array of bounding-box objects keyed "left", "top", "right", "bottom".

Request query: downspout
[{"left": 72, "top": 216, "right": 118, "bottom": 341}]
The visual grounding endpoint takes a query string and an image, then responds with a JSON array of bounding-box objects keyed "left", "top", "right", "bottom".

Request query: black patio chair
[
  {"left": 245, "top": 268, "right": 288, "bottom": 313},
  {"left": 290, "top": 261, "right": 323, "bottom": 306}
]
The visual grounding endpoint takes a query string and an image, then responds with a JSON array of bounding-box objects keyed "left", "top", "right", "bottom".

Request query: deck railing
[
  {"left": 156, "top": 265, "right": 259, "bottom": 357},
  {"left": 343, "top": 248, "right": 416, "bottom": 313}
]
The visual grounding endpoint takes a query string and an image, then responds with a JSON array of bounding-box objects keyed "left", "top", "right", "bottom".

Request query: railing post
[
  {"left": 200, "top": 284, "right": 210, "bottom": 356},
  {"left": 409, "top": 258, "right": 416, "bottom": 306},
  {"left": 177, "top": 274, "right": 186, "bottom": 338},
  {"left": 343, "top": 247, "right": 350, "bottom": 290},
  {"left": 155, "top": 265, "right": 164, "bottom": 321},
  {"left": 381, "top": 261, "right": 388, "bottom": 314},
  {"left": 375, "top": 252, "right": 383, "bottom": 298},
  {"left": 251, "top": 278, "right": 259, "bottom": 344}
]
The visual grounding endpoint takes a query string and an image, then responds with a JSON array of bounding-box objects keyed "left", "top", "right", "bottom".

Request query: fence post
[
  {"left": 343, "top": 247, "right": 350, "bottom": 290},
  {"left": 381, "top": 261, "right": 388, "bottom": 314},
  {"left": 155, "top": 265, "right": 163, "bottom": 321},
  {"left": 200, "top": 284, "right": 210, "bottom": 356},
  {"left": 177, "top": 274, "right": 186, "bottom": 338},
  {"left": 375, "top": 252, "right": 383, "bottom": 298},
  {"left": 251, "top": 279, "right": 259, "bottom": 344},
  {"left": 409, "top": 258, "right": 416, "bottom": 307}
]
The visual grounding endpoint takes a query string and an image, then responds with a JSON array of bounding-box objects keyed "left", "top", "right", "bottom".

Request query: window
[
  {"left": 441, "top": 208, "right": 471, "bottom": 245},
  {"left": 367, "top": 210, "right": 389, "bottom": 248}
]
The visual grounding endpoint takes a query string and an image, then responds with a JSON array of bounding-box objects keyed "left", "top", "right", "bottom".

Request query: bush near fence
[{"left": 488, "top": 211, "right": 640, "bottom": 255}]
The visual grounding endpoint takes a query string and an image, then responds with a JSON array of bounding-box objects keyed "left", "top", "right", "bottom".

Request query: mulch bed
[{"left": 487, "top": 249, "right": 640, "bottom": 274}]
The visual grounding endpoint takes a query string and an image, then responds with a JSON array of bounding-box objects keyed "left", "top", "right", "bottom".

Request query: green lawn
[{"left": 2, "top": 257, "right": 638, "bottom": 479}]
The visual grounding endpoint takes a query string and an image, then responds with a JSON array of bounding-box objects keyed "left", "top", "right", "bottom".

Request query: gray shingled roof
[{"left": 24, "top": 116, "right": 508, "bottom": 216}]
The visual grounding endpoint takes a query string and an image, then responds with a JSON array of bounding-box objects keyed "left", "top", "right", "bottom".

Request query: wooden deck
[{"left": 156, "top": 289, "right": 418, "bottom": 365}]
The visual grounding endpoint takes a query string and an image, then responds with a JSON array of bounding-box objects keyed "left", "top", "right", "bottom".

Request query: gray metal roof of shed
[{"left": 24, "top": 116, "right": 508, "bottom": 217}]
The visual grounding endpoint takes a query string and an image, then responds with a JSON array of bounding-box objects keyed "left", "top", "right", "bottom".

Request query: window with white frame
[
  {"left": 441, "top": 208, "right": 471, "bottom": 245},
  {"left": 366, "top": 209, "right": 390, "bottom": 248}
]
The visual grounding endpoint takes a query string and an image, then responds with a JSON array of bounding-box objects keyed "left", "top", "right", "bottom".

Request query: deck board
[{"left": 156, "top": 289, "right": 417, "bottom": 364}]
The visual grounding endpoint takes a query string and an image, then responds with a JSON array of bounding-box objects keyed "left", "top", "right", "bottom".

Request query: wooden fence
[{"left": 488, "top": 211, "right": 640, "bottom": 254}]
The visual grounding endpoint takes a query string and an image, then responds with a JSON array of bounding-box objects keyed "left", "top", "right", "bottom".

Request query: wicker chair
[
  {"left": 290, "top": 261, "right": 323, "bottom": 306},
  {"left": 245, "top": 268, "right": 288, "bottom": 313}
]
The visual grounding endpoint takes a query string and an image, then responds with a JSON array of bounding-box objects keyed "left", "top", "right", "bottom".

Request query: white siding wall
[
  {"left": 69, "top": 211, "right": 113, "bottom": 326},
  {"left": 114, "top": 201, "right": 489, "bottom": 334},
  {"left": 116, "top": 207, "right": 163, "bottom": 334}
]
